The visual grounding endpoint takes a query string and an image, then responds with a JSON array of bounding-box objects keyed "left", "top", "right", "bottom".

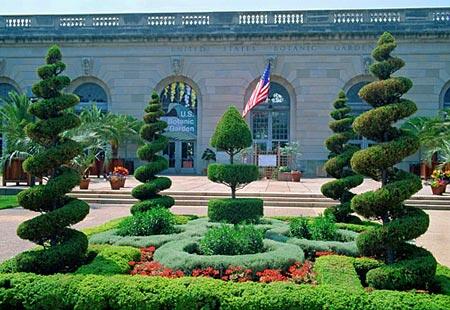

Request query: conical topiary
[
  {"left": 13, "top": 45, "right": 90, "bottom": 274},
  {"left": 350, "top": 32, "right": 436, "bottom": 290},
  {"left": 321, "top": 91, "right": 363, "bottom": 223},
  {"left": 207, "top": 106, "right": 262, "bottom": 224},
  {"left": 131, "top": 91, "right": 174, "bottom": 214}
]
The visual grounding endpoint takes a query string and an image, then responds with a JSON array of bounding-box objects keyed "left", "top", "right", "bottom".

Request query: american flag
[{"left": 242, "top": 63, "right": 271, "bottom": 117}]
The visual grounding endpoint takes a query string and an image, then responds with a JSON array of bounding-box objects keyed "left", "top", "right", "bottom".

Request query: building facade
[{"left": 1, "top": 8, "right": 450, "bottom": 175}]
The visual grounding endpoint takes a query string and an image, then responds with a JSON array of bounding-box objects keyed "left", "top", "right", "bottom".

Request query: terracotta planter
[
  {"left": 110, "top": 176, "right": 123, "bottom": 190},
  {"left": 431, "top": 184, "right": 447, "bottom": 195},
  {"left": 278, "top": 172, "right": 292, "bottom": 181},
  {"left": 291, "top": 170, "right": 302, "bottom": 182},
  {"left": 79, "top": 178, "right": 90, "bottom": 190},
  {"left": 119, "top": 177, "right": 126, "bottom": 188}
]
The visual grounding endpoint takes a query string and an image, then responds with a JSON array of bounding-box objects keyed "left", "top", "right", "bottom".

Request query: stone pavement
[{"left": 0, "top": 176, "right": 449, "bottom": 266}]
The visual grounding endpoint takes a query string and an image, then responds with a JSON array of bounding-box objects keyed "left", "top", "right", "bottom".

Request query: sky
[{"left": 0, "top": 0, "right": 448, "bottom": 15}]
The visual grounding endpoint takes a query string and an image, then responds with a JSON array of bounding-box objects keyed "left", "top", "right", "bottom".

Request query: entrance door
[{"left": 163, "top": 140, "right": 195, "bottom": 174}]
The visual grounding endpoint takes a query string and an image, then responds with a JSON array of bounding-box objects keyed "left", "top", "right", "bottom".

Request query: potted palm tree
[
  {"left": 71, "top": 152, "right": 96, "bottom": 190},
  {"left": 201, "top": 148, "right": 216, "bottom": 175},
  {"left": 280, "top": 142, "right": 303, "bottom": 182}
]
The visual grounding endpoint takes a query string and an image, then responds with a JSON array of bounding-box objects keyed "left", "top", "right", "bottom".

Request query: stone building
[{"left": 0, "top": 8, "right": 450, "bottom": 175}]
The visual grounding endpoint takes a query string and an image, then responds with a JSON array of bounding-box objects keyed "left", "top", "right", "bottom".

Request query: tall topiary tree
[
  {"left": 207, "top": 106, "right": 262, "bottom": 223},
  {"left": 131, "top": 91, "right": 174, "bottom": 214},
  {"left": 350, "top": 32, "right": 436, "bottom": 290},
  {"left": 321, "top": 90, "right": 363, "bottom": 223},
  {"left": 14, "top": 45, "right": 90, "bottom": 274}
]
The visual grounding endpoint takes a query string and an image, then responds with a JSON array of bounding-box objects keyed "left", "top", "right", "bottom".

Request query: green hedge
[
  {"left": 154, "top": 237, "right": 304, "bottom": 273},
  {"left": 1, "top": 273, "right": 449, "bottom": 309},
  {"left": 208, "top": 198, "right": 263, "bottom": 224},
  {"left": 314, "top": 255, "right": 363, "bottom": 291},
  {"left": 89, "top": 218, "right": 210, "bottom": 248},
  {"left": 74, "top": 245, "right": 140, "bottom": 276}
]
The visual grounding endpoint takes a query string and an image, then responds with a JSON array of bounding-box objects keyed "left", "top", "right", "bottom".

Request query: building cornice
[{"left": 1, "top": 8, "right": 449, "bottom": 43}]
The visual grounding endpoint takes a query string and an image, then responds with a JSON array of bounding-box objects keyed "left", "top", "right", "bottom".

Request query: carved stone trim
[
  {"left": 81, "top": 57, "right": 93, "bottom": 75},
  {"left": 171, "top": 56, "right": 183, "bottom": 74},
  {"left": 0, "top": 59, "right": 5, "bottom": 74}
]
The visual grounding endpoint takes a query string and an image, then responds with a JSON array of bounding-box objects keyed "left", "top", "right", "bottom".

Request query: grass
[{"left": 0, "top": 195, "right": 18, "bottom": 210}]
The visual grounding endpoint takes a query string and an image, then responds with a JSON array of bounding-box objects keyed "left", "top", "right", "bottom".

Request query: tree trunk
[
  {"left": 230, "top": 153, "right": 234, "bottom": 164},
  {"left": 231, "top": 186, "right": 236, "bottom": 199}
]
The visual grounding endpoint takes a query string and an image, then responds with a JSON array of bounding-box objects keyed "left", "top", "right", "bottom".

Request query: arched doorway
[
  {"left": 250, "top": 82, "right": 290, "bottom": 152},
  {"left": 0, "top": 82, "right": 19, "bottom": 157},
  {"left": 345, "top": 80, "right": 373, "bottom": 149},
  {"left": 73, "top": 82, "right": 109, "bottom": 112},
  {"left": 160, "top": 81, "right": 198, "bottom": 174}
]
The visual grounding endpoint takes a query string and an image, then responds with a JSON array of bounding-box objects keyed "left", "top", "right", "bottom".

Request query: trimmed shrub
[
  {"left": 207, "top": 163, "right": 259, "bottom": 197},
  {"left": 314, "top": 255, "right": 363, "bottom": 291},
  {"left": 309, "top": 215, "right": 337, "bottom": 241},
  {"left": 1, "top": 273, "right": 449, "bottom": 309},
  {"left": 130, "top": 91, "right": 174, "bottom": 215},
  {"left": 117, "top": 207, "right": 176, "bottom": 236},
  {"left": 208, "top": 198, "right": 263, "bottom": 224},
  {"left": 74, "top": 245, "right": 140, "bottom": 275},
  {"left": 289, "top": 217, "right": 310, "bottom": 239},
  {"left": 321, "top": 90, "right": 363, "bottom": 222},
  {"left": 199, "top": 225, "right": 264, "bottom": 255},
  {"left": 154, "top": 238, "right": 304, "bottom": 273},
  {"left": 353, "top": 257, "right": 384, "bottom": 286},
  {"left": 89, "top": 218, "right": 210, "bottom": 248},
  {"left": 350, "top": 32, "right": 437, "bottom": 290}
]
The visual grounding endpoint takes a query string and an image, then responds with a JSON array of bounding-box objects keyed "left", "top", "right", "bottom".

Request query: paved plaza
[{"left": 0, "top": 176, "right": 449, "bottom": 266}]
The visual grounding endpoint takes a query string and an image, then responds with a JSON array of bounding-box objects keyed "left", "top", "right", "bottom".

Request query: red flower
[{"left": 256, "top": 269, "right": 286, "bottom": 283}]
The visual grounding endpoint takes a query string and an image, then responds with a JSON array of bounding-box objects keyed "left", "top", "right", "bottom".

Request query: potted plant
[
  {"left": 201, "top": 148, "right": 216, "bottom": 175},
  {"left": 428, "top": 169, "right": 448, "bottom": 195},
  {"left": 280, "top": 142, "right": 303, "bottom": 182},
  {"left": 277, "top": 166, "right": 292, "bottom": 181},
  {"left": 113, "top": 166, "right": 129, "bottom": 188},
  {"left": 72, "top": 153, "right": 96, "bottom": 190}
]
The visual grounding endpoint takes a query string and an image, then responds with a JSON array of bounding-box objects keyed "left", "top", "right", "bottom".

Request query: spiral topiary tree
[
  {"left": 321, "top": 90, "right": 363, "bottom": 223},
  {"left": 350, "top": 32, "right": 436, "bottom": 290},
  {"left": 131, "top": 91, "right": 174, "bottom": 215},
  {"left": 207, "top": 106, "right": 262, "bottom": 224},
  {"left": 13, "top": 45, "right": 90, "bottom": 274}
]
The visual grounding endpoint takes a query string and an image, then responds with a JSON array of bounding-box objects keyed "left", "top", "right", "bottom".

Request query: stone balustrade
[{"left": 0, "top": 8, "right": 449, "bottom": 38}]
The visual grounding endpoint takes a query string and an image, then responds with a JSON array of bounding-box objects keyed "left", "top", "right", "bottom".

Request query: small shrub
[
  {"left": 208, "top": 198, "right": 263, "bottom": 224},
  {"left": 289, "top": 217, "right": 310, "bottom": 239},
  {"left": 288, "top": 261, "right": 316, "bottom": 284},
  {"left": 199, "top": 225, "right": 264, "bottom": 255},
  {"left": 309, "top": 215, "right": 337, "bottom": 241},
  {"left": 117, "top": 207, "right": 176, "bottom": 236}
]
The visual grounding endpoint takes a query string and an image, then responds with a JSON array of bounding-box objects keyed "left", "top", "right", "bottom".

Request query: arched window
[
  {"left": 73, "top": 83, "right": 108, "bottom": 112},
  {"left": 346, "top": 81, "right": 373, "bottom": 149},
  {"left": 443, "top": 86, "right": 450, "bottom": 110},
  {"left": 0, "top": 83, "right": 18, "bottom": 100},
  {"left": 250, "top": 82, "right": 290, "bottom": 152},
  {"left": 160, "top": 81, "right": 198, "bottom": 171}
]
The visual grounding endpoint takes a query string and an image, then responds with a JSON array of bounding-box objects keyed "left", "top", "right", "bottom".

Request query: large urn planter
[
  {"left": 109, "top": 176, "right": 123, "bottom": 190},
  {"left": 431, "top": 184, "right": 447, "bottom": 195},
  {"left": 79, "top": 178, "right": 91, "bottom": 190},
  {"left": 277, "top": 172, "right": 292, "bottom": 181},
  {"left": 119, "top": 177, "right": 126, "bottom": 188},
  {"left": 291, "top": 170, "right": 302, "bottom": 182}
]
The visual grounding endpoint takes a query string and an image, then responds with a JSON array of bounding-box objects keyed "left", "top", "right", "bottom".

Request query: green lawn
[{"left": 0, "top": 195, "right": 18, "bottom": 210}]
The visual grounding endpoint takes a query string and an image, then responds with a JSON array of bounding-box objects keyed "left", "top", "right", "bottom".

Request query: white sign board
[{"left": 258, "top": 154, "right": 277, "bottom": 167}]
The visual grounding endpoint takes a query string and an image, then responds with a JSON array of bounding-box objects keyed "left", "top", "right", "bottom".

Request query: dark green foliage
[
  {"left": 12, "top": 45, "right": 89, "bottom": 274},
  {"left": 210, "top": 106, "right": 252, "bottom": 161},
  {"left": 321, "top": 91, "right": 363, "bottom": 222},
  {"left": 1, "top": 273, "right": 449, "bottom": 310},
  {"left": 117, "top": 207, "right": 176, "bottom": 236},
  {"left": 208, "top": 198, "right": 263, "bottom": 224},
  {"left": 288, "top": 215, "right": 337, "bottom": 241},
  {"left": 350, "top": 32, "right": 436, "bottom": 290},
  {"left": 353, "top": 257, "right": 384, "bottom": 286},
  {"left": 207, "top": 163, "right": 259, "bottom": 193},
  {"left": 154, "top": 238, "right": 304, "bottom": 273},
  {"left": 199, "top": 225, "right": 264, "bottom": 255},
  {"left": 74, "top": 245, "right": 140, "bottom": 275},
  {"left": 314, "top": 255, "right": 363, "bottom": 291},
  {"left": 131, "top": 91, "right": 175, "bottom": 216},
  {"left": 289, "top": 217, "right": 310, "bottom": 239}
]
